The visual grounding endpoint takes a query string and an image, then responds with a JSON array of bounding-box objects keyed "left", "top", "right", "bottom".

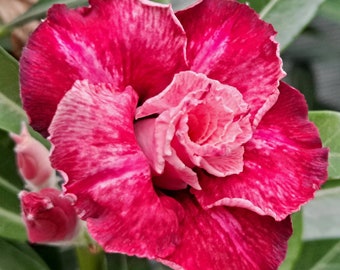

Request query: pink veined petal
[
  {"left": 20, "top": 0, "right": 187, "bottom": 136},
  {"left": 158, "top": 193, "right": 292, "bottom": 270},
  {"left": 49, "top": 80, "right": 182, "bottom": 257},
  {"left": 193, "top": 82, "right": 329, "bottom": 221},
  {"left": 176, "top": 0, "right": 284, "bottom": 125}
]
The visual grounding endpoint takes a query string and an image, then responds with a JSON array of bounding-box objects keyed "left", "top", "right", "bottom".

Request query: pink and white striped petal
[
  {"left": 20, "top": 0, "right": 187, "bottom": 136},
  {"left": 176, "top": 0, "right": 284, "bottom": 125},
  {"left": 49, "top": 80, "right": 182, "bottom": 257},
  {"left": 193, "top": 83, "right": 329, "bottom": 221},
  {"left": 158, "top": 193, "right": 292, "bottom": 270}
]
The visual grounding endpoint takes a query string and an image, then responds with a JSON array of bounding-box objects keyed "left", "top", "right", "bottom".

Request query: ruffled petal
[
  {"left": 136, "top": 71, "right": 252, "bottom": 183},
  {"left": 20, "top": 0, "right": 187, "bottom": 136},
  {"left": 193, "top": 82, "right": 329, "bottom": 221},
  {"left": 159, "top": 193, "right": 292, "bottom": 270},
  {"left": 176, "top": 0, "right": 284, "bottom": 124},
  {"left": 49, "top": 80, "right": 182, "bottom": 257}
]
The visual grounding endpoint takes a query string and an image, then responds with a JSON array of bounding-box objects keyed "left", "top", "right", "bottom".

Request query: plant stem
[{"left": 76, "top": 244, "right": 106, "bottom": 270}]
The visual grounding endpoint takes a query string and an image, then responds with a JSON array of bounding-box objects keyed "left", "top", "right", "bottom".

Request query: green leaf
[
  {"left": 0, "top": 47, "right": 20, "bottom": 105},
  {"left": 152, "top": 0, "right": 171, "bottom": 3},
  {"left": 0, "top": 206, "right": 27, "bottom": 241},
  {"left": 0, "top": 238, "right": 49, "bottom": 270},
  {"left": 0, "top": 129, "right": 22, "bottom": 186},
  {"left": 0, "top": 47, "right": 27, "bottom": 134},
  {"left": 279, "top": 212, "right": 303, "bottom": 270},
  {"left": 293, "top": 239, "right": 340, "bottom": 270},
  {"left": 303, "top": 187, "right": 340, "bottom": 241},
  {"left": 0, "top": 132, "right": 26, "bottom": 241},
  {"left": 319, "top": 0, "right": 340, "bottom": 23},
  {"left": 309, "top": 111, "right": 340, "bottom": 180},
  {"left": 0, "top": 0, "right": 87, "bottom": 36},
  {"left": 0, "top": 175, "right": 21, "bottom": 214},
  {"left": 322, "top": 179, "right": 340, "bottom": 189},
  {"left": 238, "top": 0, "right": 270, "bottom": 13},
  {"left": 260, "top": 0, "right": 326, "bottom": 51}
]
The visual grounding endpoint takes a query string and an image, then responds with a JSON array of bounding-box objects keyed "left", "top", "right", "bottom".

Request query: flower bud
[
  {"left": 10, "top": 123, "right": 56, "bottom": 190},
  {"left": 20, "top": 188, "right": 78, "bottom": 244}
]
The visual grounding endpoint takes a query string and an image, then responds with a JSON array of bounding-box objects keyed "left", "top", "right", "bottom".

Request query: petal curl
[
  {"left": 49, "top": 81, "right": 182, "bottom": 257},
  {"left": 176, "top": 0, "right": 284, "bottom": 124},
  {"left": 20, "top": 0, "right": 187, "bottom": 136},
  {"left": 159, "top": 193, "right": 291, "bottom": 270},
  {"left": 193, "top": 82, "right": 329, "bottom": 221}
]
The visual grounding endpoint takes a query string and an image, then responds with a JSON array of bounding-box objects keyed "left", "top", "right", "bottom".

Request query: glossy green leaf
[
  {"left": 0, "top": 238, "right": 49, "bottom": 270},
  {"left": 0, "top": 0, "right": 87, "bottom": 36},
  {"left": 309, "top": 111, "right": 340, "bottom": 180},
  {"left": 293, "top": 239, "right": 340, "bottom": 270},
  {"left": 279, "top": 212, "right": 303, "bottom": 270},
  {"left": 260, "top": 0, "right": 326, "bottom": 51}
]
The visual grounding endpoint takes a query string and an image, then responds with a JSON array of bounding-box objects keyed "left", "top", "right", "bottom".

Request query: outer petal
[
  {"left": 20, "top": 0, "right": 187, "bottom": 136},
  {"left": 49, "top": 81, "right": 182, "bottom": 257},
  {"left": 193, "top": 83, "right": 329, "bottom": 221},
  {"left": 176, "top": 0, "right": 284, "bottom": 124},
  {"left": 159, "top": 193, "right": 292, "bottom": 270}
]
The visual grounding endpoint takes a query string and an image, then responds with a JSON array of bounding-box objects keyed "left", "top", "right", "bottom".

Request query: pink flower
[
  {"left": 20, "top": 188, "right": 78, "bottom": 244},
  {"left": 10, "top": 123, "right": 56, "bottom": 190},
  {"left": 19, "top": 0, "right": 328, "bottom": 269}
]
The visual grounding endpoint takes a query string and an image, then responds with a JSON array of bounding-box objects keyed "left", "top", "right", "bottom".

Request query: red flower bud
[
  {"left": 10, "top": 123, "right": 56, "bottom": 190},
  {"left": 20, "top": 188, "right": 78, "bottom": 244}
]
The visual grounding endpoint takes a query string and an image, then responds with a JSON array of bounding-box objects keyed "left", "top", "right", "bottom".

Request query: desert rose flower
[
  {"left": 20, "top": 188, "right": 78, "bottom": 243},
  {"left": 19, "top": 0, "right": 328, "bottom": 269},
  {"left": 10, "top": 123, "right": 56, "bottom": 190}
]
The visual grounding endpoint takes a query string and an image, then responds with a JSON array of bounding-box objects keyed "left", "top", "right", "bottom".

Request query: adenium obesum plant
[{"left": 19, "top": 0, "right": 328, "bottom": 269}]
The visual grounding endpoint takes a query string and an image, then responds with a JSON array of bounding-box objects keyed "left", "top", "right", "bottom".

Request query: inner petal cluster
[{"left": 135, "top": 71, "right": 252, "bottom": 190}]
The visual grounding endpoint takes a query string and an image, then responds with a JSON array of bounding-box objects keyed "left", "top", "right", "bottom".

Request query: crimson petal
[
  {"left": 49, "top": 80, "right": 182, "bottom": 257},
  {"left": 193, "top": 82, "right": 329, "bottom": 221},
  {"left": 20, "top": 0, "right": 187, "bottom": 136},
  {"left": 159, "top": 193, "right": 291, "bottom": 270},
  {"left": 176, "top": 0, "right": 284, "bottom": 124}
]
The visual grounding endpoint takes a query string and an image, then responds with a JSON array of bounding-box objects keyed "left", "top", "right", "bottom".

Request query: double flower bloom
[{"left": 18, "top": 0, "right": 328, "bottom": 269}]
